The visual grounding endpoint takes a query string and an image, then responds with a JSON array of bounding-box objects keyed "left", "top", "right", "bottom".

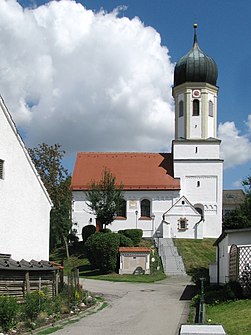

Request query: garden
[{"left": 0, "top": 280, "right": 99, "bottom": 334}]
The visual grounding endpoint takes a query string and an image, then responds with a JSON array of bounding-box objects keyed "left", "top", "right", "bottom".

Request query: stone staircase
[{"left": 157, "top": 238, "right": 186, "bottom": 276}]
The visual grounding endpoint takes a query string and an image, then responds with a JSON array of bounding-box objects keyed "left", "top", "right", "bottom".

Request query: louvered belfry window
[
  {"left": 0, "top": 160, "right": 4, "bottom": 179},
  {"left": 193, "top": 99, "right": 200, "bottom": 116}
]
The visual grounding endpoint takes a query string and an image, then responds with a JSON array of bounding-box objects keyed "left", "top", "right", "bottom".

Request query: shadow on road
[{"left": 179, "top": 284, "right": 197, "bottom": 300}]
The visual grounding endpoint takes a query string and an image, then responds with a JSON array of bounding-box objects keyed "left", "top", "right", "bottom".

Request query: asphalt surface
[{"left": 54, "top": 276, "right": 192, "bottom": 335}]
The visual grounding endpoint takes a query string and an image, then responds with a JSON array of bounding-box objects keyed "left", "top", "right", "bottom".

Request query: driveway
[{"left": 54, "top": 276, "right": 192, "bottom": 335}]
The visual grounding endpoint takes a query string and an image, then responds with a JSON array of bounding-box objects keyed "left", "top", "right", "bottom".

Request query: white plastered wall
[
  {"left": 173, "top": 141, "right": 223, "bottom": 238},
  {"left": 0, "top": 98, "right": 52, "bottom": 260},
  {"left": 72, "top": 189, "right": 180, "bottom": 240}
]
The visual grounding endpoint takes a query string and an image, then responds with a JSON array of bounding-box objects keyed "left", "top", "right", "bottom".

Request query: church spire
[{"left": 193, "top": 23, "right": 198, "bottom": 46}]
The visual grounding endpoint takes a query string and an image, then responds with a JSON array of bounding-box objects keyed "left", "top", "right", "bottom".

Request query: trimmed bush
[
  {"left": 0, "top": 296, "right": 19, "bottom": 332},
  {"left": 99, "top": 228, "right": 112, "bottom": 233},
  {"left": 118, "top": 229, "right": 143, "bottom": 246},
  {"left": 82, "top": 225, "right": 96, "bottom": 243},
  {"left": 85, "top": 232, "right": 120, "bottom": 273},
  {"left": 118, "top": 233, "right": 134, "bottom": 247}
]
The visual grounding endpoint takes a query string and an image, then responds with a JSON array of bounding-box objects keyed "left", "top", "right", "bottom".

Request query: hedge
[{"left": 118, "top": 229, "right": 143, "bottom": 246}]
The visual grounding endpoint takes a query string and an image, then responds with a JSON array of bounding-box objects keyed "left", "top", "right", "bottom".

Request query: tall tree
[
  {"left": 28, "top": 143, "right": 72, "bottom": 257},
  {"left": 86, "top": 169, "right": 124, "bottom": 230}
]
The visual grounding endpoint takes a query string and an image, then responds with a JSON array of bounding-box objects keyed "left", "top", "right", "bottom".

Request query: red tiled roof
[
  {"left": 71, "top": 152, "right": 180, "bottom": 191},
  {"left": 119, "top": 247, "right": 151, "bottom": 253}
]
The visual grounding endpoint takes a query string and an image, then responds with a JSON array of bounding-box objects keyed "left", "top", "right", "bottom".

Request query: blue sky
[{"left": 6, "top": 0, "right": 251, "bottom": 188}]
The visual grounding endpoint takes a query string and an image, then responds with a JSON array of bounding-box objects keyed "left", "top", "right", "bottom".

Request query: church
[{"left": 71, "top": 24, "right": 223, "bottom": 240}]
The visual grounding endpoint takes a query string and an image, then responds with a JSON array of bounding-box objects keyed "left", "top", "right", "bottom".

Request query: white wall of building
[
  {"left": 164, "top": 197, "right": 203, "bottom": 239},
  {"left": 173, "top": 141, "right": 220, "bottom": 159},
  {"left": 211, "top": 230, "right": 251, "bottom": 285},
  {"left": 72, "top": 189, "right": 181, "bottom": 240},
  {"left": 0, "top": 98, "right": 52, "bottom": 261},
  {"left": 173, "top": 142, "right": 222, "bottom": 237}
]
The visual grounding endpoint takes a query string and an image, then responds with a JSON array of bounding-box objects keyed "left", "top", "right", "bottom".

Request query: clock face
[{"left": 192, "top": 89, "right": 201, "bottom": 98}]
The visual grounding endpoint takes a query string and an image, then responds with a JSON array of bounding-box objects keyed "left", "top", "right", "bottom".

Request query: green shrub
[
  {"left": 226, "top": 281, "right": 243, "bottom": 299},
  {"left": 0, "top": 296, "right": 20, "bottom": 332},
  {"left": 23, "top": 290, "right": 50, "bottom": 321},
  {"left": 82, "top": 225, "right": 96, "bottom": 243},
  {"left": 196, "top": 281, "right": 244, "bottom": 305},
  {"left": 118, "top": 233, "right": 133, "bottom": 247},
  {"left": 85, "top": 232, "right": 120, "bottom": 273},
  {"left": 99, "top": 228, "right": 112, "bottom": 233},
  {"left": 118, "top": 229, "right": 143, "bottom": 246}
]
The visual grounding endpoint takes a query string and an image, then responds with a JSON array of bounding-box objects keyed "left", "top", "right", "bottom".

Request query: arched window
[
  {"left": 179, "top": 100, "right": 184, "bottom": 117},
  {"left": 193, "top": 99, "right": 200, "bottom": 116},
  {"left": 116, "top": 199, "right": 127, "bottom": 218},
  {"left": 140, "top": 199, "right": 151, "bottom": 218},
  {"left": 209, "top": 100, "right": 213, "bottom": 117}
]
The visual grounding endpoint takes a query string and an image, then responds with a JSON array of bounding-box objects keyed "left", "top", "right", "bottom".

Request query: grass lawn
[
  {"left": 206, "top": 300, "right": 251, "bottom": 335},
  {"left": 77, "top": 263, "right": 166, "bottom": 282},
  {"left": 174, "top": 238, "right": 216, "bottom": 273}
]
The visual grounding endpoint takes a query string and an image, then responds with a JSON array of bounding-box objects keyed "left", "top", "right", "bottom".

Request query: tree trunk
[
  {"left": 63, "top": 235, "right": 70, "bottom": 259},
  {"left": 96, "top": 218, "right": 103, "bottom": 232}
]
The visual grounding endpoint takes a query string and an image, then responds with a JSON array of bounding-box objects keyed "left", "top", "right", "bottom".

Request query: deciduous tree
[
  {"left": 86, "top": 169, "right": 124, "bottom": 230},
  {"left": 28, "top": 143, "right": 72, "bottom": 257},
  {"left": 223, "top": 175, "right": 251, "bottom": 230}
]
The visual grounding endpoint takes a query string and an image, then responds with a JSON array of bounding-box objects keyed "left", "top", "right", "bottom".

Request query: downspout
[
  {"left": 217, "top": 244, "right": 220, "bottom": 285},
  {"left": 194, "top": 214, "right": 204, "bottom": 239}
]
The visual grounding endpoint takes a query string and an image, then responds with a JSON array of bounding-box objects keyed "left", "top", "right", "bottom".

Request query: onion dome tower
[
  {"left": 172, "top": 24, "right": 223, "bottom": 239},
  {"left": 172, "top": 24, "right": 219, "bottom": 140}
]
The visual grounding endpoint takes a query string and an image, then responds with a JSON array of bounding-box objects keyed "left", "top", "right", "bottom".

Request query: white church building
[
  {"left": 71, "top": 25, "right": 223, "bottom": 240},
  {"left": 0, "top": 97, "right": 52, "bottom": 260}
]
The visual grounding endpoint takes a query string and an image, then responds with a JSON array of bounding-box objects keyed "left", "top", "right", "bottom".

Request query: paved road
[{"left": 54, "top": 276, "right": 192, "bottom": 335}]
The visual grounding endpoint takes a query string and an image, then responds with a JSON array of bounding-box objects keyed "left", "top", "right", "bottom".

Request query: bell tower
[
  {"left": 172, "top": 24, "right": 223, "bottom": 238},
  {"left": 173, "top": 24, "right": 218, "bottom": 140}
]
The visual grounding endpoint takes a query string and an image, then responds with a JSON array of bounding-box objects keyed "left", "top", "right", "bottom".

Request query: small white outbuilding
[{"left": 119, "top": 247, "right": 151, "bottom": 275}]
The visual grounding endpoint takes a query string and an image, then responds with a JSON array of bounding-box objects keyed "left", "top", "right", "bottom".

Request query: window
[
  {"left": 179, "top": 100, "right": 184, "bottom": 117},
  {"left": 178, "top": 217, "right": 188, "bottom": 230},
  {"left": 209, "top": 100, "right": 213, "bottom": 117},
  {"left": 116, "top": 199, "right": 127, "bottom": 218},
  {"left": 195, "top": 146, "right": 198, "bottom": 153},
  {"left": 197, "top": 181, "right": 200, "bottom": 187},
  {"left": 193, "top": 99, "right": 200, "bottom": 116},
  {"left": 140, "top": 199, "right": 151, "bottom": 218},
  {"left": 0, "top": 160, "right": 4, "bottom": 179}
]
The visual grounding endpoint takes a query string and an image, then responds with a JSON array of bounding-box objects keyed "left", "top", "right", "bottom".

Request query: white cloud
[
  {"left": 232, "top": 179, "right": 243, "bottom": 188},
  {"left": 218, "top": 121, "right": 251, "bottom": 169},
  {"left": 0, "top": 0, "right": 174, "bottom": 153},
  {"left": 246, "top": 114, "right": 251, "bottom": 132},
  {"left": 2, "top": 0, "right": 251, "bottom": 175}
]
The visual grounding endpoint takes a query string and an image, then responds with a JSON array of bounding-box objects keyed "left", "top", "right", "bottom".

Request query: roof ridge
[{"left": 77, "top": 152, "right": 168, "bottom": 155}]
